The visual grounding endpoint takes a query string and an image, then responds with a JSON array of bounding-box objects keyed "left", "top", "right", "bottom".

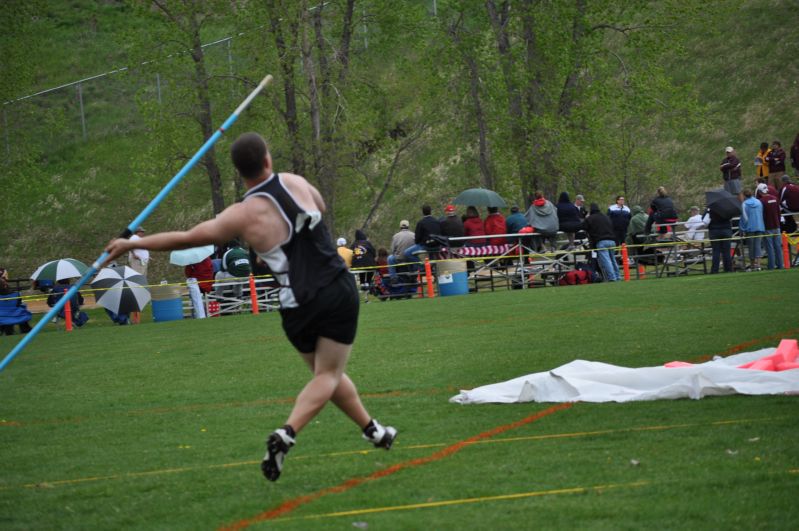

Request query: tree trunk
[{"left": 189, "top": 15, "right": 225, "bottom": 215}]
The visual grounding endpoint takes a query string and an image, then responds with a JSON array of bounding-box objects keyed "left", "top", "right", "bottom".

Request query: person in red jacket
[
  {"left": 185, "top": 257, "right": 215, "bottom": 293},
  {"left": 462, "top": 205, "right": 486, "bottom": 246},
  {"left": 483, "top": 206, "right": 507, "bottom": 245}
]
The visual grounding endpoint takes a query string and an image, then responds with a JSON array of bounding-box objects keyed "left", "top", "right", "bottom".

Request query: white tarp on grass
[{"left": 449, "top": 348, "right": 799, "bottom": 405}]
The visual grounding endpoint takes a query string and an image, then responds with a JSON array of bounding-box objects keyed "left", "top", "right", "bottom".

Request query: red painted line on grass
[
  {"left": 218, "top": 402, "right": 573, "bottom": 531},
  {"left": 687, "top": 327, "right": 799, "bottom": 363}
]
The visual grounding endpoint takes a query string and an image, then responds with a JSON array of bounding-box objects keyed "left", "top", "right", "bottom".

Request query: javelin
[{"left": 0, "top": 74, "right": 274, "bottom": 373}]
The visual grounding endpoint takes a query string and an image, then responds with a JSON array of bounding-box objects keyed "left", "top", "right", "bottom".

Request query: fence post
[
  {"left": 64, "top": 300, "right": 73, "bottom": 332},
  {"left": 249, "top": 274, "right": 259, "bottom": 314},
  {"left": 424, "top": 258, "right": 435, "bottom": 298},
  {"left": 783, "top": 232, "right": 791, "bottom": 269},
  {"left": 77, "top": 83, "right": 87, "bottom": 141},
  {"left": 621, "top": 243, "right": 630, "bottom": 281}
]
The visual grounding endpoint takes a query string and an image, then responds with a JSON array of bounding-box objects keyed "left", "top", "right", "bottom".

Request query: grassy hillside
[{"left": 1, "top": 0, "right": 798, "bottom": 282}]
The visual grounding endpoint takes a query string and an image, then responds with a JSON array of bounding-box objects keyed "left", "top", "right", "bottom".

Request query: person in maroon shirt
[
  {"left": 756, "top": 183, "right": 783, "bottom": 269},
  {"left": 185, "top": 256, "right": 215, "bottom": 293},
  {"left": 766, "top": 140, "right": 787, "bottom": 190}
]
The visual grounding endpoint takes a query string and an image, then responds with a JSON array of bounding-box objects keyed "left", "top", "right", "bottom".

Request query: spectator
[
  {"left": 583, "top": 203, "right": 620, "bottom": 282},
  {"left": 525, "top": 191, "right": 559, "bottom": 252},
  {"left": 766, "top": 140, "right": 787, "bottom": 190},
  {"left": 644, "top": 186, "right": 679, "bottom": 236},
  {"left": 105, "top": 309, "right": 129, "bottom": 325},
  {"left": 607, "top": 195, "right": 632, "bottom": 246},
  {"left": 574, "top": 194, "right": 588, "bottom": 220},
  {"left": 556, "top": 192, "right": 583, "bottom": 249},
  {"left": 756, "top": 183, "right": 783, "bottom": 270},
  {"left": 720, "top": 146, "right": 742, "bottom": 195},
  {"left": 739, "top": 188, "right": 764, "bottom": 271},
  {"left": 336, "top": 237, "right": 353, "bottom": 268},
  {"left": 128, "top": 227, "right": 150, "bottom": 276},
  {"left": 351, "top": 229, "right": 376, "bottom": 289},
  {"left": 0, "top": 277, "right": 32, "bottom": 335},
  {"left": 755, "top": 142, "right": 771, "bottom": 181},
  {"left": 702, "top": 205, "right": 733, "bottom": 274},
  {"left": 215, "top": 240, "right": 251, "bottom": 297},
  {"left": 484, "top": 206, "right": 507, "bottom": 245},
  {"left": 185, "top": 256, "right": 214, "bottom": 319},
  {"left": 683, "top": 206, "right": 706, "bottom": 242},
  {"left": 376, "top": 247, "right": 390, "bottom": 277},
  {"left": 439, "top": 204, "right": 465, "bottom": 246},
  {"left": 402, "top": 205, "right": 442, "bottom": 261},
  {"left": 791, "top": 133, "right": 799, "bottom": 177},
  {"left": 387, "top": 220, "right": 415, "bottom": 280},
  {"left": 462, "top": 206, "right": 486, "bottom": 246},
  {"left": 47, "top": 279, "right": 89, "bottom": 327},
  {"left": 755, "top": 176, "right": 778, "bottom": 197},
  {"left": 779, "top": 175, "right": 799, "bottom": 234},
  {"left": 625, "top": 205, "right": 652, "bottom": 252},
  {"left": 505, "top": 205, "right": 529, "bottom": 234}
]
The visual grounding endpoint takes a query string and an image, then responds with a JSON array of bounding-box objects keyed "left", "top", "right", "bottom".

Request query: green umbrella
[
  {"left": 30, "top": 258, "right": 90, "bottom": 282},
  {"left": 452, "top": 188, "right": 507, "bottom": 208}
]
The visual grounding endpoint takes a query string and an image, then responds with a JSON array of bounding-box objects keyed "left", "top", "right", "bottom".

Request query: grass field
[{"left": 1, "top": 270, "right": 798, "bottom": 530}]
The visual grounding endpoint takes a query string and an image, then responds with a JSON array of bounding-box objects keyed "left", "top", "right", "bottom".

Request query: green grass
[{"left": 1, "top": 270, "right": 798, "bottom": 529}]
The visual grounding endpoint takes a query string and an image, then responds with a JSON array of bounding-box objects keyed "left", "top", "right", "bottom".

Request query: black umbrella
[
  {"left": 452, "top": 188, "right": 507, "bottom": 208},
  {"left": 705, "top": 188, "right": 741, "bottom": 220},
  {"left": 91, "top": 265, "right": 151, "bottom": 315}
]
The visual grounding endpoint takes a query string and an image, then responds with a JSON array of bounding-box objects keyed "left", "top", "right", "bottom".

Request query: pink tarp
[{"left": 450, "top": 341, "right": 799, "bottom": 405}]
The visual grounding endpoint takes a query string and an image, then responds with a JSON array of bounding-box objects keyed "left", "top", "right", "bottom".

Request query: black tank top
[{"left": 244, "top": 174, "right": 345, "bottom": 308}]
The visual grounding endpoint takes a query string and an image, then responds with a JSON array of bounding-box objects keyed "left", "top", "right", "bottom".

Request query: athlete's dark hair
[{"left": 231, "top": 132, "right": 268, "bottom": 179}]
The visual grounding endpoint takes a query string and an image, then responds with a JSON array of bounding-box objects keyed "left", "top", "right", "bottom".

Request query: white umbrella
[
  {"left": 30, "top": 258, "right": 90, "bottom": 282},
  {"left": 91, "top": 266, "right": 151, "bottom": 314},
  {"left": 169, "top": 245, "right": 215, "bottom": 266}
]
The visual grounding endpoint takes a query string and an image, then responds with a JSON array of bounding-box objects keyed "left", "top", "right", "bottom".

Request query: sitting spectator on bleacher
[
  {"left": 739, "top": 188, "right": 765, "bottom": 271},
  {"left": 351, "top": 229, "right": 377, "bottom": 289},
  {"left": 439, "top": 204, "right": 465, "bottom": 246},
  {"left": 625, "top": 205, "right": 652, "bottom": 254},
  {"left": 583, "top": 203, "right": 620, "bottom": 282},
  {"left": 525, "top": 191, "right": 558, "bottom": 252},
  {"left": 556, "top": 192, "right": 582, "bottom": 249},
  {"left": 607, "top": 195, "right": 631, "bottom": 246},
  {"left": 779, "top": 175, "right": 799, "bottom": 234},
  {"left": 755, "top": 176, "right": 778, "bottom": 198},
  {"left": 505, "top": 205, "right": 529, "bottom": 234},
  {"left": 645, "top": 186, "right": 679, "bottom": 236},
  {"left": 462, "top": 206, "right": 486, "bottom": 246},
  {"left": 387, "top": 219, "right": 415, "bottom": 281},
  {"left": 484, "top": 206, "right": 507, "bottom": 245},
  {"left": 402, "top": 205, "right": 442, "bottom": 262},
  {"left": 376, "top": 248, "right": 390, "bottom": 276},
  {"left": 757, "top": 183, "right": 783, "bottom": 270},
  {"left": 215, "top": 240, "right": 252, "bottom": 297},
  {"left": 47, "top": 279, "right": 89, "bottom": 327},
  {"left": 683, "top": 206, "right": 706, "bottom": 242},
  {"left": 185, "top": 257, "right": 214, "bottom": 319},
  {"left": 0, "top": 276, "right": 32, "bottom": 335}
]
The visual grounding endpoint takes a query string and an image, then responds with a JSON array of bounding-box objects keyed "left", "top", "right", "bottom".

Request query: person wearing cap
[
  {"left": 505, "top": 205, "right": 529, "bottom": 234},
  {"left": 336, "top": 237, "right": 353, "bottom": 268},
  {"left": 739, "top": 188, "right": 765, "bottom": 271},
  {"left": 582, "top": 203, "right": 620, "bottom": 281},
  {"left": 683, "top": 206, "right": 706, "bottom": 242},
  {"left": 574, "top": 194, "right": 587, "bottom": 219},
  {"left": 765, "top": 140, "right": 786, "bottom": 190},
  {"left": 127, "top": 227, "right": 149, "bottom": 324},
  {"left": 720, "top": 147, "right": 742, "bottom": 195},
  {"left": 439, "top": 204, "right": 465, "bottom": 247},
  {"left": 387, "top": 219, "right": 415, "bottom": 280},
  {"left": 756, "top": 183, "right": 783, "bottom": 270}
]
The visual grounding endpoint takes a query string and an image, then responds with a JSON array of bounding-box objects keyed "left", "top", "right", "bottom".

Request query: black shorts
[{"left": 279, "top": 271, "right": 359, "bottom": 353}]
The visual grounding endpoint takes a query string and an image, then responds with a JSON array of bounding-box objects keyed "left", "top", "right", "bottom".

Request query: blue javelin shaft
[{"left": 0, "top": 74, "right": 273, "bottom": 373}]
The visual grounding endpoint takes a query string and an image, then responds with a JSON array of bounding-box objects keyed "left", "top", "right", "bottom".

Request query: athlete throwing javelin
[{"left": 104, "top": 132, "right": 397, "bottom": 481}]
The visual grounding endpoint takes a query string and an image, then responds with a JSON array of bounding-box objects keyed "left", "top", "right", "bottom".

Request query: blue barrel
[
  {"left": 151, "top": 298, "right": 183, "bottom": 322},
  {"left": 438, "top": 259, "right": 469, "bottom": 297}
]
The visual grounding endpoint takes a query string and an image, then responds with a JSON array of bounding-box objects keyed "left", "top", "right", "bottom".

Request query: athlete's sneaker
[
  {"left": 362, "top": 420, "right": 397, "bottom": 450},
  {"left": 261, "top": 428, "right": 295, "bottom": 481}
]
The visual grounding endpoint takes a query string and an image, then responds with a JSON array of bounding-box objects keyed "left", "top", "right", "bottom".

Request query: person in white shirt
[
  {"left": 683, "top": 206, "right": 706, "bottom": 242},
  {"left": 128, "top": 227, "right": 150, "bottom": 276}
]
